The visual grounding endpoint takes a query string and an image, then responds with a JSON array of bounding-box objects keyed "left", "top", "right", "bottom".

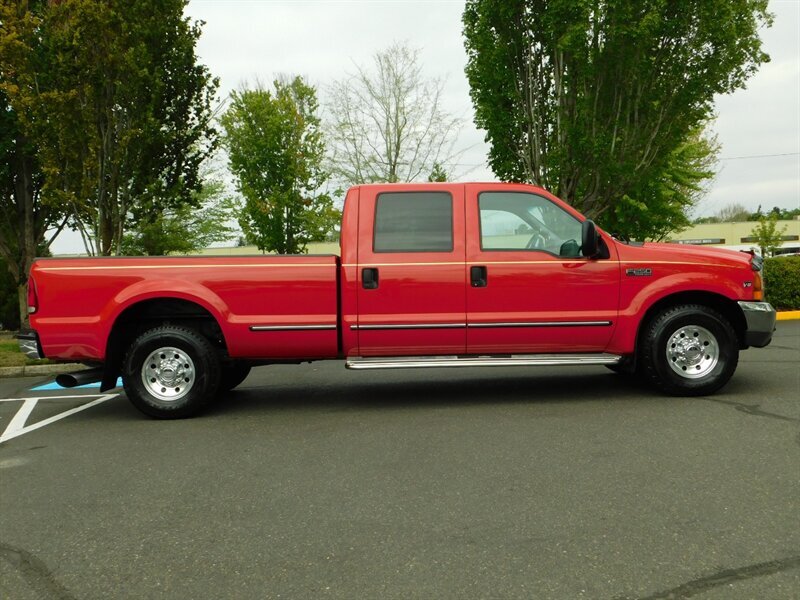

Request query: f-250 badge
[{"left": 626, "top": 267, "right": 652, "bottom": 277}]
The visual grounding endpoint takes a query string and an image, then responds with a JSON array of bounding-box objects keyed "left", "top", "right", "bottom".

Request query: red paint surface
[{"left": 29, "top": 183, "right": 759, "bottom": 363}]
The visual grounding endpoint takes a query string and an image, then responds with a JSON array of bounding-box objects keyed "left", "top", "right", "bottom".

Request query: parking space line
[
  {"left": 3, "top": 398, "right": 39, "bottom": 439},
  {"left": 0, "top": 394, "right": 119, "bottom": 444}
]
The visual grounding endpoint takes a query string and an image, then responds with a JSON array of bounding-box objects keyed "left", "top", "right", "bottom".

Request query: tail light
[{"left": 27, "top": 277, "right": 38, "bottom": 314}]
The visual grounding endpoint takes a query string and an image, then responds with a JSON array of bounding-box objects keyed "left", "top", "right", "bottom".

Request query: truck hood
[{"left": 612, "top": 239, "right": 753, "bottom": 269}]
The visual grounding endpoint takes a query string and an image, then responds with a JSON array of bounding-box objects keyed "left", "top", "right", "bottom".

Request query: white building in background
[{"left": 667, "top": 219, "right": 800, "bottom": 255}]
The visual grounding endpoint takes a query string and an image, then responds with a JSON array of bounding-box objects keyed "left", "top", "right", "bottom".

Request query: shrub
[{"left": 764, "top": 256, "right": 800, "bottom": 310}]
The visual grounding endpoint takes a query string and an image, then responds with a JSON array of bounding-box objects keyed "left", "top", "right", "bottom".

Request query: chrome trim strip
[
  {"left": 346, "top": 353, "right": 621, "bottom": 370},
  {"left": 468, "top": 321, "right": 612, "bottom": 328},
  {"left": 341, "top": 260, "right": 738, "bottom": 268},
  {"left": 351, "top": 321, "right": 611, "bottom": 331},
  {"left": 350, "top": 323, "right": 467, "bottom": 331},
  {"left": 249, "top": 325, "right": 337, "bottom": 332}
]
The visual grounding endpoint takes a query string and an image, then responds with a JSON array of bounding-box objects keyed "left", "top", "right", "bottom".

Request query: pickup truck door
[
  {"left": 465, "top": 184, "right": 620, "bottom": 353},
  {"left": 355, "top": 185, "right": 466, "bottom": 356}
]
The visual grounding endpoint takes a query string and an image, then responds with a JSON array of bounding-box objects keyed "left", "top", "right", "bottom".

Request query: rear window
[{"left": 373, "top": 192, "right": 453, "bottom": 252}]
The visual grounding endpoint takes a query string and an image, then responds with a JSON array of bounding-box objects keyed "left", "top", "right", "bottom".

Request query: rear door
[{"left": 355, "top": 185, "right": 466, "bottom": 356}]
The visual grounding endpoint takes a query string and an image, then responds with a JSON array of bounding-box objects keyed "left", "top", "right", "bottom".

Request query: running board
[{"left": 345, "top": 354, "right": 621, "bottom": 370}]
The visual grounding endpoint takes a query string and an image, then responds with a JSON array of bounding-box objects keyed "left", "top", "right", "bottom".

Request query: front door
[
  {"left": 356, "top": 185, "right": 467, "bottom": 356},
  {"left": 465, "top": 184, "right": 620, "bottom": 354}
]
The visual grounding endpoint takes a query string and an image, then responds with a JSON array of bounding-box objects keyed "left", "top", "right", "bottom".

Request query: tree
[
  {"left": 326, "top": 42, "right": 461, "bottom": 185},
  {"left": 750, "top": 215, "right": 787, "bottom": 257},
  {"left": 0, "top": 2, "right": 69, "bottom": 328},
  {"left": 716, "top": 203, "right": 752, "bottom": 223},
  {"left": 120, "top": 176, "right": 238, "bottom": 256},
  {"left": 0, "top": 257, "right": 20, "bottom": 331},
  {"left": 463, "top": 0, "right": 772, "bottom": 238},
  {"left": 428, "top": 162, "right": 449, "bottom": 182},
  {"left": 11, "top": 0, "right": 218, "bottom": 256},
  {"left": 221, "top": 77, "right": 339, "bottom": 254},
  {"left": 604, "top": 127, "right": 719, "bottom": 240}
]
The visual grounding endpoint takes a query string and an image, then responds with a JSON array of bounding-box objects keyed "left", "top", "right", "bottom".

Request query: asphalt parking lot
[{"left": 1, "top": 322, "right": 798, "bottom": 600}]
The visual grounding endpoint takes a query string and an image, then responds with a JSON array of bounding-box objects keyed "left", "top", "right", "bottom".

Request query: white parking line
[{"left": 0, "top": 394, "right": 118, "bottom": 444}]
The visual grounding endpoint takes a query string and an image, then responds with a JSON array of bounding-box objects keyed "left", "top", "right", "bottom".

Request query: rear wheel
[
  {"left": 640, "top": 304, "right": 738, "bottom": 396},
  {"left": 122, "top": 325, "right": 221, "bottom": 418}
]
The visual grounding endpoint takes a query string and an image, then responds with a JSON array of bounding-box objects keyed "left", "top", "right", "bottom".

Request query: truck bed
[{"left": 30, "top": 255, "right": 341, "bottom": 361}]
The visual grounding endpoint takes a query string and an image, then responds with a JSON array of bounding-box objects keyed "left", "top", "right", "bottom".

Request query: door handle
[
  {"left": 362, "top": 267, "right": 379, "bottom": 290},
  {"left": 470, "top": 266, "right": 487, "bottom": 287}
]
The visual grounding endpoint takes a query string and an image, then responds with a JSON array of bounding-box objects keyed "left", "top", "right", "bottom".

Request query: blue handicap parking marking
[{"left": 31, "top": 377, "right": 123, "bottom": 392}]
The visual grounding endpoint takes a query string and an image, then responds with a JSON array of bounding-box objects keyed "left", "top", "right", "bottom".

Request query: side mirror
[{"left": 581, "top": 220, "right": 600, "bottom": 258}]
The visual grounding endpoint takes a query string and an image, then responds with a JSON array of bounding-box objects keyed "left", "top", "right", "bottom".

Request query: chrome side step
[{"left": 345, "top": 353, "right": 621, "bottom": 370}]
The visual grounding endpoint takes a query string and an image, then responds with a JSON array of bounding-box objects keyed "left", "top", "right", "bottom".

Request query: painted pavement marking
[
  {"left": 0, "top": 394, "right": 118, "bottom": 444},
  {"left": 30, "top": 377, "right": 123, "bottom": 392}
]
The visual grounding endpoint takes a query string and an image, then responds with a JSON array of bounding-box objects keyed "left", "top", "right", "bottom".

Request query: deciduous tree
[
  {"left": 326, "top": 42, "right": 461, "bottom": 185},
  {"left": 10, "top": 0, "right": 218, "bottom": 256},
  {"left": 463, "top": 0, "right": 771, "bottom": 238},
  {"left": 750, "top": 215, "right": 787, "bottom": 257},
  {"left": 120, "top": 174, "right": 238, "bottom": 256},
  {"left": 0, "top": 2, "right": 68, "bottom": 328},
  {"left": 221, "top": 77, "right": 338, "bottom": 254},
  {"left": 604, "top": 127, "right": 719, "bottom": 240}
]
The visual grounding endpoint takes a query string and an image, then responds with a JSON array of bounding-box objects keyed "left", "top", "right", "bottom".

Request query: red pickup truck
[{"left": 19, "top": 183, "right": 776, "bottom": 418}]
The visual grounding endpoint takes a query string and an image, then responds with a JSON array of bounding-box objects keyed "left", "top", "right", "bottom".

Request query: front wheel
[
  {"left": 640, "top": 304, "right": 739, "bottom": 396},
  {"left": 122, "top": 325, "right": 221, "bottom": 419}
]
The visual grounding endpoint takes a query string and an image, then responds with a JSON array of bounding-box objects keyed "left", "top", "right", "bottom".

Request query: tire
[
  {"left": 639, "top": 304, "right": 739, "bottom": 396},
  {"left": 122, "top": 325, "right": 221, "bottom": 419},
  {"left": 219, "top": 362, "right": 251, "bottom": 392}
]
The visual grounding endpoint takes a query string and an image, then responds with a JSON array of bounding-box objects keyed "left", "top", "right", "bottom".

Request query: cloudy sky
[{"left": 51, "top": 0, "right": 799, "bottom": 253}]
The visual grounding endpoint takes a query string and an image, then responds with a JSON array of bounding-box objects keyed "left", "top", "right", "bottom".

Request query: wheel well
[
  {"left": 102, "top": 298, "right": 227, "bottom": 390},
  {"left": 637, "top": 291, "right": 747, "bottom": 352}
]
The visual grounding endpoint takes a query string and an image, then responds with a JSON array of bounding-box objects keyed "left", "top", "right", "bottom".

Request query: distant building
[{"left": 667, "top": 219, "right": 800, "bottom": 255}]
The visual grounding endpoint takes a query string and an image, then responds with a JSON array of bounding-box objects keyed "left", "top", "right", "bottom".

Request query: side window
[
  {"left": 374, "top": 192, "right": 453, "bottom": 253},
  {"left": 479, "top": 192, "right": 584, "bottom": 257}
]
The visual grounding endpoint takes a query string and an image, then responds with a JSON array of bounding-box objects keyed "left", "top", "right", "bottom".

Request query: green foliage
[
  {"left": 2, "top": 0, "right": 218, "bottom": 256},
  {"left": 428, "top": 162, "right": 449, "bottom": 182},
  {"left": 763, "top": 257, "right": 800, "bottom": 310},
  {"left": 750, "top": 215, "right": 788, "bottom": 258},
  {"left": 221, "top": 77, "right": 339, "bottom": 254},
  {"left": 120, "top": 178, "right": 238, "bottom": 255},
  {"left": 604, "top": 127, "right": 719, "bottom": 240},
  {"left": 463, "top": 0, "right": 771, "bottom": 239},
  {"left": 766, "top": 206, "right": 800, "bottom": 220},
  {"left": 0, "top": 2, "right": 67, "bottom": 327},
  {"left": 695, "top": 204, "right": 800, "bottom": 224}
]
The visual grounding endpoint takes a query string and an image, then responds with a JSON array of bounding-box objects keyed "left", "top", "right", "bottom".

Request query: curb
[
  {"left": 776, "top": 311, "right": 800, "bottom": 321},
  {"left": 0, "top": 363, "right": 85, "bottom": 379}
]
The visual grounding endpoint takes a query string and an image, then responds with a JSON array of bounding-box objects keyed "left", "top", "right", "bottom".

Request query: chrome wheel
[
  {"left": 140, "top": 346, "right": 195, "bottom": 402},
  {"left": 666, "top": 325, "right": 718, "bottom": 379}
]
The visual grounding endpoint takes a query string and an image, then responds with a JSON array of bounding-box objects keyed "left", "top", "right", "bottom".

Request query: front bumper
[
  {"left": 737, "top": 301, "right": 776, "bottom": 348},
  {"left": 17, "top": 329, "right": 44, "bottom": 360}
]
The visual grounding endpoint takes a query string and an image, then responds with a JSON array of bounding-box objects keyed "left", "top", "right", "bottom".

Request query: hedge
[{"left": 764, "top": 256, "right": 800, "bottom": 310}]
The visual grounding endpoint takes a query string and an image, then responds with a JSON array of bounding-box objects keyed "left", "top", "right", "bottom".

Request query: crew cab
[{"left": 19, "top": 183, "right": 776, "bottom": 418}]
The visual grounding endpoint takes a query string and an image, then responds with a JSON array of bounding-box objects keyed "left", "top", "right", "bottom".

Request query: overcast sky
[{"left": 51, "top": 0, "right": 799, "bottom": 254}]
